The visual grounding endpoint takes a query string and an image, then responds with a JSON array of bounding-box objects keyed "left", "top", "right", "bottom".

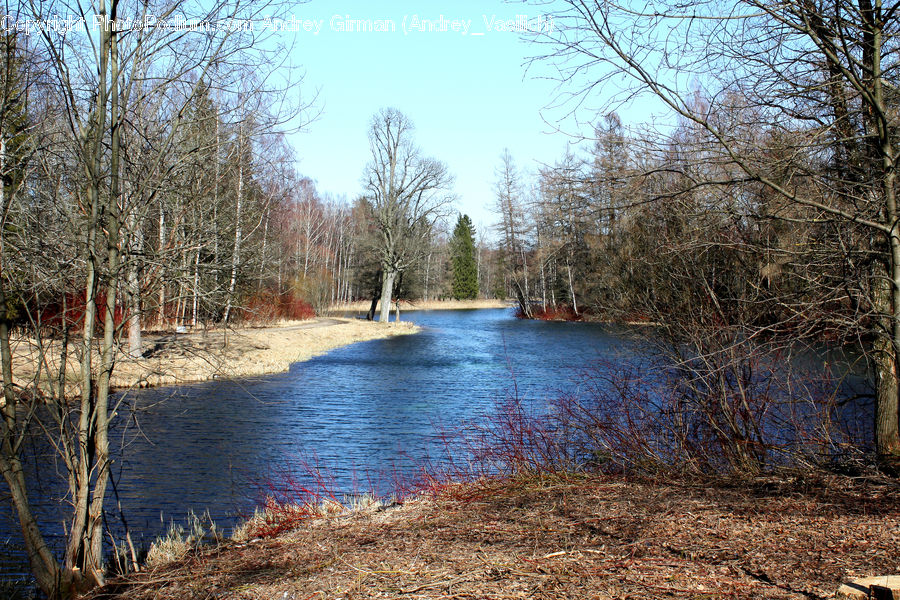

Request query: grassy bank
[
  {"left": 111, "top": 319, "right": 420, "bottom": 389},
  {"left": 5, "top": 318, "right": 419, "bottom": 396},
  {"left": 86, "top": 472, "right": 899, "bottom": 600}
]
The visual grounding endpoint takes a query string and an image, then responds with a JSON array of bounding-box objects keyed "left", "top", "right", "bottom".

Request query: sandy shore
[
  {"left": 6, "top": 318, "right": 419, "bottom": 395},
  {"left": 327, "top": 298, "right": 511, "bottom": 316}
]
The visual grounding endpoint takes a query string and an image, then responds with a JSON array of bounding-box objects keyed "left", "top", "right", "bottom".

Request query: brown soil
[{"left": 86, "top": 473, "right": 900, "bottom": 600}]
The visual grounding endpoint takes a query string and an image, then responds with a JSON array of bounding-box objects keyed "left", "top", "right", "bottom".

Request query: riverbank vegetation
[
  {"left": 484, "top": 1, "right": 900, "bottom": 473},
  {"left": 3, "top": 0, "right": 900, "bottom": 597},
  {"left": 83, "top": 473, "right": 900, "bottom": 600}
]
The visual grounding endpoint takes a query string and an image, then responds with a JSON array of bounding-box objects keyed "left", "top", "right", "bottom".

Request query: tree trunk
[
  {"left": 126, "top": 206, "right": 142, "bottom": 355},
  {"left": 424, "top": 250, "right": 431, "bottom": 302},
  {"left": 878, "top": 213, "right": 900, "bottom": 459},
  {"left": 366, "top": 293, "right": 379, "bottom": 321},
  {"left": 157, "top": 200, "right": 165, "bottom": 326},
  {"left": 379, "top": 269, "right": 395, "bottom": 323},
  {"left": 874, "top": 339, "right": 900, "bottom": 460},
  {"left": 394, "top": 271, "right": 403, "bottom": 322},
  {"left": 223, "top": 125, "right": 244, "bottom": 325},
  {"left": 874, "top": 24, "right": 900, "bottom": 460},
  {"left": 0, "top": 135, "right": 61, "bottom": 595},
  {"left": 260, "top": 206, "right": 269, "bottom": 290},
  {"left": 192, "top": 247, "right": 200, "bottom": 327},
  {"left": 566, "top": 255, "right": 578, "bottom": 314},
  {"left": 513, "top": 278, "right": 532, "bottom": 319},
  {"left": 0, "top": 443, "right": 61, "bottom": 597}
]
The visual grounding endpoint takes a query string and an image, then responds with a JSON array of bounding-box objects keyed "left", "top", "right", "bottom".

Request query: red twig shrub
[
  {"left": 438, "top": 342, "right": 868, "bottom": 479},
  {"left": 244, "top": 456, "right": 344, "bottom": 538},
  {"left": 30, "top": 290, "right": 126, "bottom": 332},
  {"left": 515, "top": 304, "right": 582, "bottom": 321},
  {"left": 239, "top": 289, "right": 316, "bottom": 324}
]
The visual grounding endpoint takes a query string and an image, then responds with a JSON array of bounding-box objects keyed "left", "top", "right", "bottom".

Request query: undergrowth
[
  {"left": 145, "top": 511, "right": 221, "bottom": 568},
  {"left": 143, "top": 333, "right": 873, "bottom": 556},
  {"left": 239, "top": 289, "right": 316, "bottom": 324}
]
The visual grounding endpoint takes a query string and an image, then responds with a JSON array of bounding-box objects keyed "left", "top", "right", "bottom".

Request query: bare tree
[
  {"left": 0, "top": 0, "right": 307, "bottom": 595},
  {"left": 494, "top": 149, "right": 534, "bottom": 316},
  {"left": 363, "top": 108, "right": 453, "bottom": 323},
  {"left": 533, "top": 0, "right": 900, "bottom": 464}
]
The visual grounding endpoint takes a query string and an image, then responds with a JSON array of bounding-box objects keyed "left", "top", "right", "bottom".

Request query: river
[
  {"left": 0, "top": 309, "right": 642, "bottom": 576},
  {"left": 0, "top": 308, "right": 870, "bottom": 587}
]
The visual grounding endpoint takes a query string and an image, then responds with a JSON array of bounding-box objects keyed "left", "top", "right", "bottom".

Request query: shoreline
[
  {"left": 326, "top": 298, "right": 511, "bottom": 316},
  {"left": 85, "top": 472, "right": 900, "bottom": 600},
  {"left": 111, "top": 318, "right": 420, "bottom": 390},
  {"left": 6, "top": 318, "right": 420, "bottom": 396}
]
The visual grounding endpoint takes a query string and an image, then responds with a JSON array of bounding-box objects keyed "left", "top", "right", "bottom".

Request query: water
[
  {"left": 0, "top": 308, "right": 644, "bottom": 574},
  {"left": 0, "top": 308, "right": 873, "bottom": 587}
]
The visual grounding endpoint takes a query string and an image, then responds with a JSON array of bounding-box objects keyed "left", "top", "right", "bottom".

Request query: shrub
[
  {"left": 444, "top": 342, "right": 866, "bottom": 479},
  {"left": 146, "top": 510, "right": 219, "bottom": 568},
  {"left": 514, "top": 303, "right": 581, "bottom": 321},
  {"left": 239, "top": 289, "right": 316, "bottom": 324}
]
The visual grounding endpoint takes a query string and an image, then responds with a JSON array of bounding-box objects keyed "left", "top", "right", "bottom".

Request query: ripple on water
[{"left": 0, "top": 308, "right": 870, "bottom": 584}]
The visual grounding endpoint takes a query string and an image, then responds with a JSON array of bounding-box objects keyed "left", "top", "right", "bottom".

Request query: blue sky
[{"left": 281, "top": 0, "right": 577, "bottom": 236}]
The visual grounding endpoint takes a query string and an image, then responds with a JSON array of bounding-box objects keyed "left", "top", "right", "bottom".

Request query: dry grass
[
  {"left": 86, "top": 473, "right": 900, "bottom": 600},
  {"left": 327, "top": 299, "right": 511, "bottom": 315},
  {"left": 2, "top": 319, "right": 419, "bottom": 397},
  {"left": 112, "top": 319, "right": 419, "bottom": 389}
]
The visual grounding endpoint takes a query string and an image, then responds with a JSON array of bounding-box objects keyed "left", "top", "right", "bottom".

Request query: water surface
[{"left": 2, "top": 308, "right": 641, "bottom": 565}]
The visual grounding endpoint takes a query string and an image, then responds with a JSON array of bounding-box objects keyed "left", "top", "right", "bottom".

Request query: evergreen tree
[{"left": 450, "top": 213, "right": 478, "bottom": 299}]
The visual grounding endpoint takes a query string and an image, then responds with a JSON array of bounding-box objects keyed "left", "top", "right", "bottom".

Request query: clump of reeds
[{"left": 145, "top": 510, "right": 220, "bottom": 568}]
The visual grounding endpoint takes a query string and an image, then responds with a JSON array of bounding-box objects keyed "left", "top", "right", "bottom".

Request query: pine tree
[{"left": 451, "top": 213, "right": 478, "bottom": 300}]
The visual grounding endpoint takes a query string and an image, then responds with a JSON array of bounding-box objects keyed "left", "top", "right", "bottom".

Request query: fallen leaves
[{"left": 87, "top": 473, "right": 900, "bottom": 600}]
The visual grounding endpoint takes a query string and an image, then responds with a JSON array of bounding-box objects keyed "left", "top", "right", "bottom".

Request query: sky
[{"left": 277, "top": 0, "right": 579, "bottom": 236}]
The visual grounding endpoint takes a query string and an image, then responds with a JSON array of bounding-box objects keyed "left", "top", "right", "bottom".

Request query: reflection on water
[{"left": 0, "top": 308, "right": 871, "bottom": 582}]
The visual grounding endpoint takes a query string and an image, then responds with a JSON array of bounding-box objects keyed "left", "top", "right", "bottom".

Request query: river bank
[
  {"left": 326, "top": 298, "right": 511, "bottom": 316},
  {"left": 85, "top": 472, "right": 900, "bottom": 600},
  {"left": 112, "top": 318, "right": 420, "bottom": 389},
  {"left": 6, "top": 318, "right": 419, "bottom": 396}
]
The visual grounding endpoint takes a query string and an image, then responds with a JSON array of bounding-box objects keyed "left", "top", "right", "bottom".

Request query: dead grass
[
  {"left": 111, "top": 319, "right": 419, "bottom": 389},
  {"left": 2, "top": 319, "right": 419, "bottom": 397},
  {"left": 327, "top": 299, "right": 511, "bottom": 315},
  {"left": 86, "top": 473, "right": 900, "bottom": 600}
]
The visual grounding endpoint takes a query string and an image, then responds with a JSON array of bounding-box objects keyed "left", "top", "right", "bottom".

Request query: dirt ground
[
  {"left": 4, "top": 318, "right": 419, "bottom": 396},
  {"left": 86, "top": 473, "right": 900, "bottom": 600}
]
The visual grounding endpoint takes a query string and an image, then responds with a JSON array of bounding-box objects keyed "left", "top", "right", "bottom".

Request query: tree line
[
  {"left": 0, "top": 7, "right": 486, "bottom": 592},
  {"left": 486, "top": 0, "right": 900, "bottom": 471}
]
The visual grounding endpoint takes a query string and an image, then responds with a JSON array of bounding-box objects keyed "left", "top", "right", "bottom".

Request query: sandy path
[{"left": 112, "top": 318, "right": 419, "bottom": 389}]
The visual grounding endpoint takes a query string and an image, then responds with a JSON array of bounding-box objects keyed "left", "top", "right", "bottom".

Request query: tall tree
[
  {"left": 0, "top": 0, "right": 306, "bottom": 595},
  {"left": 535, "top": 0, "right": 900, "bottom": 463},
  {"left": 494, "top": 149, "right": 533, "bottom": 316},
  {"left": 450, "top": 213, "right": 478, "bottom": 299},
  {"left": 362, "top": 108, "right": 453, "bottom": 322}
]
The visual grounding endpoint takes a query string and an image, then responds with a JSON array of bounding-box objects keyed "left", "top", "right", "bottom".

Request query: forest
[{"left": 2, "top": 0, "right": 900, "bottom": 598}]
